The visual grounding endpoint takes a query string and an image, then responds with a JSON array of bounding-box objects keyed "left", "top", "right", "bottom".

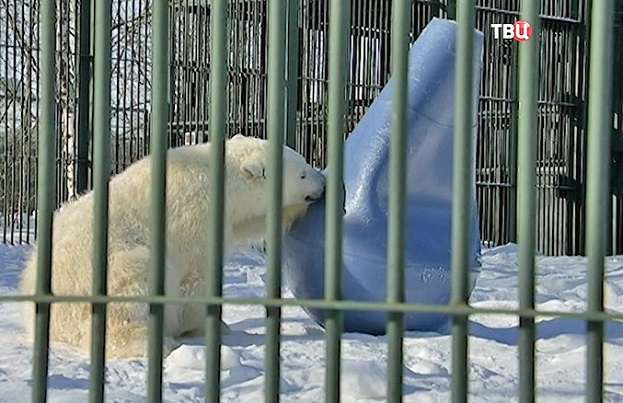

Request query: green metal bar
[
  {"left": 147, "top": 0, "right": 169, "bottom": 402},
  {"left": 585, "top": 1, "right": 615, "bottom": 402},
  {"left": 205, "top": 0, "right": 228, "bottom": 401},
  {"left": 31, "top": 0, "right": 57, "bottom": 400},
  {"left": 446, "top": 0, "right": 457, "bottom": 20},
  {"left": 451, "top": 2, "right": 476, "bottom": 403},
  {"left": 89, "top": 1, "right": 112, "bottom": 402},
  {"left": 285, "top": 0, "right": 300, "bottom": 149},
  {"left": 508, "top": 43, "right": 520, "bottom": 244},
  {"left": 324, "top": 0, "right": 350, "bottom": 401},
  {"left": 76, "top": 0, "right": 92, "bottom": 194},
  {"left": 516, "top": 2, "right": 540, "bottom": 402},
  {"left": 265, "top": 0, "right": 287, "bottom": 401},
  {"left": 386, "top": 1, "right": 411, "bottom": 401},
  {"left": 8, "top": 293, "right": 623, "bottom": 322},
  {"left": 577, "top": 0, "right": 592, "bottom": 258}
]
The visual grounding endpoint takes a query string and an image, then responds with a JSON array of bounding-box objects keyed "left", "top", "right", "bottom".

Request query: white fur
[{"left": 19, "top": 134, "right": 325, "bottom": 358}]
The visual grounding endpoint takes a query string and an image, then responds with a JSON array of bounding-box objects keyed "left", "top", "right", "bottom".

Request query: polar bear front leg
[
  {"left": 100, "top": 314, "right": 180, "bottom": 358},
  {"left": 177, "top": 268, "right": 231, "bottom": 338},
  {"left": 178, "top": 303, "right": 231, "bottom": 339}
]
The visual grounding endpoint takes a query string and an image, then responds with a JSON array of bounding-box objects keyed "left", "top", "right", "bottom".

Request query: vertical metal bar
[
  {"left": 76, "top": 0, "right": 91, "bottom": 194},
  {"left": 89, "top": 1, "right": 112, "bottom": 402},
  {"left": 128, "top": 0, "right": 136, "bottom": 164},
  {"left": 14, "top": 0, "right": 21, "bottom": 243},
  {"left": 31, "top": 0, "right": 57, "bottom": 400},
  {"left": 10, "top": 0, "right": 18, "bottom": 245},
  {"left": 265, "top": 0, "right": 287, "bottom": 400},
  {"left": 32, "top": 0, "right": 40, "bottom": 239},
  {"left": 57, "top": 0, "right": 65, "bottom": 206},
  {"left": 324, "top": 1, "right": 350, "bottom": 402},
  {"left": 285, "top": 0, "right": 300, "bottom": 150},
  {"left": 2, "top": 0, "right": 9, "bottom": 244},
  {"left": 585, "top": 1, "right": 615, "bottom": 402},
  {"left": 517, "top": 1, "right": 540, "bottom": 402},
  {"left": 204, "top": 0, "right": 228, "bottom": 401},
  {"left": 120, "top": 0, "right": 129, "bottom": 167},
  {"left": 451, "top": 2, "right": 476, "bottom": 403},
  {"left": 508, "top": 43, "right": 520, "bottom": 244},
  {"left": 571, "top": 0, "right": 590, "bottom": 256},
  {"left": 147, "top": 0, "right": 169, "bottom": 402},
  {"left": 25, "top": 0, "right": 34, "bottom": 241},
  {"left": 142, "top": 0, "right": 150, "bottom": 158},
  {"left": 181, "top": 0, "right": 189, "bottom": 144},
  {"left": 386, "top": 1, "right": 411, "bottom": 401}
]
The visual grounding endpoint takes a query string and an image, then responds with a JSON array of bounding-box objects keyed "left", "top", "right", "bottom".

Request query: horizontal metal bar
[
  {"left": 474, "top": 5, "right": 583, "bottom": 24},
  {"left": 6, "top": 294, "right": 623, "bottom": 322},
  {"left": 477, "top": 97, "right": 577, "bottom": 107}
]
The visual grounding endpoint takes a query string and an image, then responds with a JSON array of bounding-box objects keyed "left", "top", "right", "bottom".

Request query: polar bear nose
[{"left": 305, "top": 186, "right": 325, "bottom": 203}]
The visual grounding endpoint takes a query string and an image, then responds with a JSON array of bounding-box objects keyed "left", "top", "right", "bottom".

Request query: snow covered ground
[{"left": 1, "top": 232, "right": 623, "bottom": 402}]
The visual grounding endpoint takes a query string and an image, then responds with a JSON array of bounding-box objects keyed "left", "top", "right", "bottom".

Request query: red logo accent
[{"left": 513, "top": 20, "right": 532, "bottom": 42}]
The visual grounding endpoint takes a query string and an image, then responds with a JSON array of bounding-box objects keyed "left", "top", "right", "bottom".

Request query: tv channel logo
[{"left": 490, "top": 20, "right": 532, "bottom": 42}]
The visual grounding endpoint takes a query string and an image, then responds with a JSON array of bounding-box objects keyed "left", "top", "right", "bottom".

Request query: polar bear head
[{"left": 227, "top": 134, "right": 325, "bottom": 223}]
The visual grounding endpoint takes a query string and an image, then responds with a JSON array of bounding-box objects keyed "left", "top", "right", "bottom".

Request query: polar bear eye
[{"left": 300, "top": 172, "right": 307, "bottom": 179}]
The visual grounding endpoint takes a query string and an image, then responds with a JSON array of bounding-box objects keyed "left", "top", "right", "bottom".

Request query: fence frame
[{"left": 0, "top": 0, "right": 619, "bottom": 401}]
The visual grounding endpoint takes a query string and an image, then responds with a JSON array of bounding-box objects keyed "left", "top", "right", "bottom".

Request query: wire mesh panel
[
  {"left": 610, "top": 1, "right": 623, "bottom": 255},
  {"left": 0, "top": 0, "right": 40, "bottom": 243},
  {"left": 108, "top": 0, "right": 153, "bottom": 174},
  {"left": 474, "top": 2, "right": 520, "bottom": 251},
  {"left": 287, "top": 0, "right": 623, "bottom": 255},
  {"left": 473, "top": 0, "right": 590, "bottom": 255},
  {"left": 0, "top": 0, "right": 155, "bottom": 243},
  {"left": 294, "top": 0, "right": 446, "bottom": 167},
  {"left": 535, "top": 1, "right": 588, "bottom": 256},
  {"left": 169, "top": 0, "right": 269, "bottom": 146}
]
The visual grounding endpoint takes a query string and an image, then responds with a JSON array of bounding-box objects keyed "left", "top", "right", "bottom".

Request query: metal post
[
  {"left": 585, "top": 1, "right": 615, "bottom": 401},
  {"left": 76, "top": 0, "right": 92, "bottom": 195},
  {"left": 205, "top": 0, "right": 228, "bottom": 401},
  {"left": 324, "top": 0, "right": 350, "bottom": 401},
  {"left": 516, "top": 1, "right": 540, "bottom": 402},
  {"left": 147, "top": 0, "right": 170, "bottom": 401},
  {"left": 386, "top": 1, "right": 411, "bottom": 401},
  {"left": 451, "top": 2, "right": 476, "bottom": 402},
  {"left": 89, "top": 0, "right": 112, "bottom": 401},
  {"left": 285, "top": 0, "right": 300, "bottom": 150},
  {"left": 265, "top": 0, "right": 288, "bottom": 400},
  {"left": 31, "top": 0, "right": 57, "bottom": 400}
]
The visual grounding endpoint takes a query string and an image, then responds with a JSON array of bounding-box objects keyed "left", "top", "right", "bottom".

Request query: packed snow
[{"left": 1, "top": 229, "right": 623, "bottom": 402}]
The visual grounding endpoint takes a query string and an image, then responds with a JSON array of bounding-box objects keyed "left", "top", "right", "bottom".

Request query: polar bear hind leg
[{"left": 95, "top": 246, "right": 181, "bottom": 358}]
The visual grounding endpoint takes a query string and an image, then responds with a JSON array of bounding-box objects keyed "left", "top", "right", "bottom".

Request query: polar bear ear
[
  {"left": 241, "top": 160, "right": 266, "bottom": 180},
  {"left": 231, "top": 133, "right": 246, "bottom": 140}
]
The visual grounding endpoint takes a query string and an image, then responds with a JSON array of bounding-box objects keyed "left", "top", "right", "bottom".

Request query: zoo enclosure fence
[
  {"left": 0, "top": 0, "right": 620, "bottom": 402},
  {"left": 1, "top": 0, "right": 623, "bottom": 256}
]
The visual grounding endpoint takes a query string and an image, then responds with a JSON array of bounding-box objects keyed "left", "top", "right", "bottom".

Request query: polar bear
[{"left": 19, "top": 134, "right": 325, "bottom": 358}]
